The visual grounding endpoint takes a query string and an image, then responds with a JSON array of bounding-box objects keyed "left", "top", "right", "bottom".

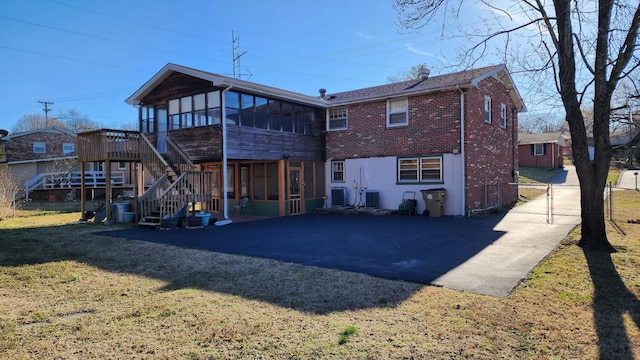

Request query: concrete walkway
[
  {"left": 618, "top": 169, "right": 640, "bottom": 190},
  {"left": 432, "top": 166, "right": 582, "bottom": 296}
]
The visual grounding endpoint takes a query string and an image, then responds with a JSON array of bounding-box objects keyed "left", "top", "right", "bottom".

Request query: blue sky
[{"left": 0, "top": 0, "right": 547, "bottom": 133}]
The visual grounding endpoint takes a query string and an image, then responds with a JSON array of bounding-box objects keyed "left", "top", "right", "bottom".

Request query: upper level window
[
  {"left": 169, "top": 99, "right": 180, "bottom": 129},
  {"left": 328, "top": 107, "right": 347, "bottom": 130},
  {"left": 62, "top": 143, "right": 75, "bottom": 154},
  {"left": 33, "top": 142, "right": 45, "bottom": 154},
  {"left": 387, "top": 98, "right": 408, "bottom": 127},
  {"left": 397, "top": 156, "right": 443, "bottom": 183},
  {"left": 484, "top": 95, "right": 492, "bottom": 124},
  {"left": 331, "top": 160, "right": 345, "bottom": 182},
  {"left": 500, "top": 103, "right": 507, "bottom": 128}
]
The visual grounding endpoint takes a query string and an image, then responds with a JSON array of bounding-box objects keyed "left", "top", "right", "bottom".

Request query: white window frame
[
  {"left": 387, "top": 98, "right": 408, "bottom": 127},
  {"left": 62, "top": 143, "right": 75, "bottom": 154},
  {"left": 484, "top": 95, "right": 492, "bottom": 124},
  {"left": 534, "top": 143, "right": 544, "bottom": 156},
  {"left": 331, "top": 160, "right": 345, "bottom": 183},
  {"left": 327, "top": 107, "right": 348, "bottom": 130},
  {"left": 397, "top": 156, "right": 443, "bottom": 183},
  {"left": 500, "top": 103, "right": 507, "bottom": 128},
  {"left": 117, "top": 161, "right": 126, "bottom": 170},
  {"left": 33, "top": 142, "right": 46, "bottom": 154}
]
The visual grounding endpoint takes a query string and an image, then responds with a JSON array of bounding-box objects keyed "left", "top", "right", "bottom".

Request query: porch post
[
  {"left": 105, "top": 160, "right": 111, "bottom": 222},
  {"left": 80, "top": 161, "right": 85, "bottom": 219},
  {"left": 278, "top": 159, "right": 285, "bottom": 216}
]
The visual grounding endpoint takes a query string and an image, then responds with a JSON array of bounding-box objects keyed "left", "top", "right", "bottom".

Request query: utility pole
[{"left": 38, "top": 100, "right": 54, "bottom": 126}]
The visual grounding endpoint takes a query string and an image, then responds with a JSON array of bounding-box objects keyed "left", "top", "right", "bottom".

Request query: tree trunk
[{"left": 576, "top": 168, "right": 615, "bottom": 252}]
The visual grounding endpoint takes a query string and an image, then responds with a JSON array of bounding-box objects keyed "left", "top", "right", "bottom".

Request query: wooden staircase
[{"left": 76, "top": 129, "right": 214, "bottom": 228}]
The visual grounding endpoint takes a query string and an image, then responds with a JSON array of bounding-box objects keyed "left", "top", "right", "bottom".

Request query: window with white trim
[
  {"left": 484, "top": 95, "right": 492, "bottom": 123},
  {"left": 33, "top": 142, "right": 45, "bottom": 154},
  {"left": 534, "top": 143, "right": 545, "bottom": 156},
  {"left": 387, "top": 98, "right": 408, "bottom": 127},
  {"left": 62, "top": 143, "right": 75, "bottom": 154},
  {"left": 331, "top": 160, "right": 345, "bottom": 182},
  {"left": 397, "top": 156, "right": 443, "bottom": 183},
  {"left": 118, "top": 161, "right": 126, "bottom": 170},
  {"left": 500, "top": 103, "right": 507, "bottom": 128},
  {"left": 328, "top": 107, "right": 347, "bottom": 130}
]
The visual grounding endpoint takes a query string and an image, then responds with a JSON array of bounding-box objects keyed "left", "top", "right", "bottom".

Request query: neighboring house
[
  {"left": 0, "top": 126, "right": 78, "bottom": 198},
  {"left": 518, "top": 132, "right": 568, "bottom": 169},
  {"left": 77, "top": 63, "right": 525, "bottom": 221}
]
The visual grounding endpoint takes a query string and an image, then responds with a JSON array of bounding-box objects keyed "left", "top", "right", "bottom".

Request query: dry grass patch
[{"left": 1, "top": 197, "right": 640, "bottom": 359}]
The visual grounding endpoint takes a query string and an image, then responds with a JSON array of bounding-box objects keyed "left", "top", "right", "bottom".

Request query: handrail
[
  {"left": 138, "top": 173, "right": 169, "bottom": 202},
  {"left": 138, "top": 133, "right": 170, "bottom": 180},
  {"left": 166, "top": 136, "right": 196, "bottom": 174}
]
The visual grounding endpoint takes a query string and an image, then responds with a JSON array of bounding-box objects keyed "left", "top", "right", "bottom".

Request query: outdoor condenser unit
[
  {"left": 331, "top": 187, "right": 347, "bottom": 206},
  {"left": 365, "top": 191, "right": 380, "bottom": 208}
]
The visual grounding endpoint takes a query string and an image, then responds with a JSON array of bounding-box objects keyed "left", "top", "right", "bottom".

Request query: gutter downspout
[
  {"left": 457, "top": 85, "right": 466, "bottom": 216},
  {"left": 216, "top": 83, "right": 234, "bottom": 226}
]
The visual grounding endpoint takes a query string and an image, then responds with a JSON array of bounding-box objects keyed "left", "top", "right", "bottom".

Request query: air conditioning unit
[
  {"left": 331, "top": 187, "right": 347, "bottom": 206},
  {"left": 365, "top": 191, "right": 380, "bottom": 208}
]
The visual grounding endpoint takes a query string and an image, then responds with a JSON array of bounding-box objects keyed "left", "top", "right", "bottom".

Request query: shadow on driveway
[{"left": 98, "top": 213, "right": 506, "bottom": 285}]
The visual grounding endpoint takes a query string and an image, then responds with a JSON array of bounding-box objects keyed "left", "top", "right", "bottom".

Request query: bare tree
[
  {"left": 12, "top": 113, "right": 66, "bottom": 133},
  {"left": 518, "top": 112, "right": 565, "bottom": 134},
  {"left": 0, "top": 167, "right": 21, "bottom": 220},
  {"left": 393, "top": 0, "right": 640, "bottom": 251},
  {"left": 57, "top": 109, "right": 101, "bottom": 134}
]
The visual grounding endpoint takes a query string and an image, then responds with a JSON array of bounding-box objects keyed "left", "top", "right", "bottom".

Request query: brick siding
[
  {"left": 4, "top": 132, "right": 77, "bottom": 162},
  {"left": 326, "top": 76, "right": 519, "bottom": 212}
]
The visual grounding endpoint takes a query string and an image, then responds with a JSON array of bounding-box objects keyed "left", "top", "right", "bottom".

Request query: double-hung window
[
  {"left": 387, "top": 98, "right": 408, "bottom": 127},
  {"left": 500, "top": 103, "right": 507, "bottom": 128},
  {"left": 484, "top": 95, "right": 492, "bottom": 123},
  {"left": 331, "top": 160, "right": 345, "bottom": 182},
  {"left": 397, "top": 156, "right": 442, "bottom": 183},
  {"left": 533, "top": 144, "right": 545, "bottom": 156},
  {"left": 62, "top": 143, "right": 75, "bottom": 155},
  {"left": 328, "top": 107, "right": 347, "bottom": 130},
  {"left": 33, "top": 142, "right": 45, "bottom": 154}
]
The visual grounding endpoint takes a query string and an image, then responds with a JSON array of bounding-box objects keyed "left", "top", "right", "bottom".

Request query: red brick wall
[
  {"left": 518, "top": 143, "right": 564, "bottom": 168},
  {"left": 326, "top": 91, "right": 461, "bottom": 159},
  {"left": 5, "top": 131, "right": 77, "bottom": 162},
  {"left": 325, "top": 76, "right": 519, "bottom": 213},
  {"left": 463, "top": 77, "right": 518, "bottom": 211}
]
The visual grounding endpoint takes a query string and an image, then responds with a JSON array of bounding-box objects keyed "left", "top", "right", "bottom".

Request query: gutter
[
  {"left": 216, "top": 82, "right": 234, "bottom": 226},
  {"left": 457, "top": 85, "right": 466, "bottom": 216}
]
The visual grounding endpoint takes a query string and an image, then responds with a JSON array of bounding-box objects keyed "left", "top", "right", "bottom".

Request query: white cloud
[
  {"left": 406, "top": 45, "right": 450, "bottom": 64},
  {"left": 356, "top": 32, "right": 376, "bottom": 41}
]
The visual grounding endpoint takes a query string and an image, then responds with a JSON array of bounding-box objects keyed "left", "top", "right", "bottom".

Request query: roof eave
[
  {"left": 125, "top": 63, "right": 329, "bottom": 108},
  {"left": 328, "top": 84, "right": 474, "bottom": 107}
]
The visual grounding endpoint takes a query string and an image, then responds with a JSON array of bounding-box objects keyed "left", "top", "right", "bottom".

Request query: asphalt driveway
[
  {"left": 98, "top": 167, "right": 583, "bottom": 297},
  {"left": 98, "top": 213, "right": 505, "bottom": 287}
]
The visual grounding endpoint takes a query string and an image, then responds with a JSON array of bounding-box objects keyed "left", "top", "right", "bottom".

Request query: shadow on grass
[
  {"left": 0, "top": 214, "right": 505, "bottom": 314},
  {"left": 584, "top": 248, "right": 640, "bottom": 359}
]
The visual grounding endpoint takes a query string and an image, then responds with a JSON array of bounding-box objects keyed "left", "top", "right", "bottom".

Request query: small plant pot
[
  {"left": 161, "top": 218, "right": 178, "bottom": 229},
  {"left": 187, "top": 216, "right": 201, "bottom": 227}
]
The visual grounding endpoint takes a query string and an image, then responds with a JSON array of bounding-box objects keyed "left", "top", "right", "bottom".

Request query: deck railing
[
  {"left": 26, "top": 170, "right": 125, "bottom": 200},
  {"left": 77, "top": 129, "right": 141, "bottom": 162},
  {"left": 138, "top": 171, "right": 214, "bottom": 220}
]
